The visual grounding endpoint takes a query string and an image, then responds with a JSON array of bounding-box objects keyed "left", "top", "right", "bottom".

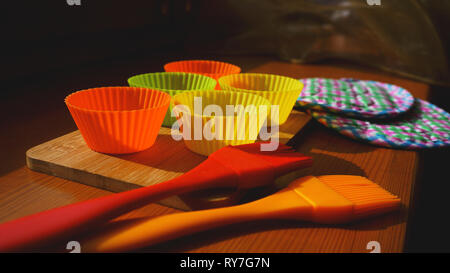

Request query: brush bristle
[
  {"left": 232, "top": 142, "right": 313, "bottom": 176},
  {"left": 318, "top": 175, "right": 401, "bottom": 219}
]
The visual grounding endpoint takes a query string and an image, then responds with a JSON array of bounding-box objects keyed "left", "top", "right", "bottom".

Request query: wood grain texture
[{"left": 0, "top": 61, "right": 430, "bottom": 252}]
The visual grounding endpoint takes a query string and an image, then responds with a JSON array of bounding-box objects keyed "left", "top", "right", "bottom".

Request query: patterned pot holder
[
  {"left": 296, "top": 78, "right": 415, "bottom": 119},
  {"left": 309, "top": 98, "right": 450, "bottom": 149}
]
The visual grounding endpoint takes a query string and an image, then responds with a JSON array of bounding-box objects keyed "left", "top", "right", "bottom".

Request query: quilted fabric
[
  {"left": 296, "top": 78, "right": 414, "bottom": 119},
  {"left": 310, "top": 98, "right": 450, "bottom": 149}
]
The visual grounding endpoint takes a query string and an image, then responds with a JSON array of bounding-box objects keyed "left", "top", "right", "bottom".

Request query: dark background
[{"left": 1, "top": 0, "right": 449, "bottom": 252}]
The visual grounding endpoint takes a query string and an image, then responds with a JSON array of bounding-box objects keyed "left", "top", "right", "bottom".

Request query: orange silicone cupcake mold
[
  {"left": 164, "top": 60, "right": 241, "bottom": 89},
  {"left": 65, "top": 87, "right": 170, "bottom": 154}
]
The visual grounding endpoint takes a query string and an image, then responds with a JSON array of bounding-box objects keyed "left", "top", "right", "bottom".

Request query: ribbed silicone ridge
[
  {"left": 172, "top": 90, "right": 270, "bottom": 156},
  {"left": 128, "top": 72, "right": 217, "bottom": 127},
  {"left": 218, "top": 73, "right": 304, "bottom": 125},
  {"left": 65, "top": 87, "right": 170, "bottom": 154},
  {"left": 164, "top": 60, "right": 241, "bottom": 89}
]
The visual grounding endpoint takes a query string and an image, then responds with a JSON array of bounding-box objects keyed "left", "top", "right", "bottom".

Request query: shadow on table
[
  {"left": 113, "top": 133, "right": 206, "bottom": 174},
  {"left": 291, "top": 120, "right": 377, "bottom": 155}
]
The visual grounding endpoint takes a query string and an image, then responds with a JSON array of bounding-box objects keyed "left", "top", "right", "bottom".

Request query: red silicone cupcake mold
[
  {"left": 164, "top": 60, "right": 241, "bottom": 89},
  {"left": 65, "top": 87, "right": 170, "bottom": 154}
]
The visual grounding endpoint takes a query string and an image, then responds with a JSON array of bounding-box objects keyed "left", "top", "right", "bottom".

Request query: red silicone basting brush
[{"left": 0, "top": 142, "right": 312, "bottom": 252}]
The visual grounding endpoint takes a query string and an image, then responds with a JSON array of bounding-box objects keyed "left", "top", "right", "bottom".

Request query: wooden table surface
[{"left": 0, "top": 61, "right": 432, "bottom": 253}]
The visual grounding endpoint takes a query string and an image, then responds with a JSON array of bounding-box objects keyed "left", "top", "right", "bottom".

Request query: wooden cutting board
[{"left": 26, "top": 110, "right": 312, "bottom": 211}]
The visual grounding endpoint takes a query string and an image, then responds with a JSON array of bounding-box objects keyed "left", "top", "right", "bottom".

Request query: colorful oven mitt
[
  {"left": 309, "top": 98, "right": 450, "bottom": 149},
  {"left": 296, "top": 78, "right": 415, "bottom": 119}
]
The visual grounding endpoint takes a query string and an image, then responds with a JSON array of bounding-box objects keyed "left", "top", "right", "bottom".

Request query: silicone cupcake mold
[
  {"left": 172, "top": 90, "right": 270, "bottom": 156},
  {"left": 65, "top": 87, "right": 170, "bottom": 154},
  {"left": 128, "top": 72, "right": 217, "bottom": 127},
  {"left": 164, "top": 60, "right": 241, "bottom": 89},
  {"left": 218, "top": 73, "right": 303, "bottom": 125}
]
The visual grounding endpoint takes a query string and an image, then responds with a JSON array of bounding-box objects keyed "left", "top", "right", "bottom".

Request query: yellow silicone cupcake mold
[
  {"left": 172, "top": 90, "right": 271, "bottom": 156},
  {"left": 218, "top": 73, "right": 304, "bottom": 125}
]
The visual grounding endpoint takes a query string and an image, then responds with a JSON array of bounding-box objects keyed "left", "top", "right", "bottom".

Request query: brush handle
[
  {"left": 0, "top": 159, "right": 237, "bottom": 252},
  {"left": 84, "top": 202, "right": 257, "bottom": 252},
  {"left": 83, "top": 189, "right": 311, "bottom": 252}
]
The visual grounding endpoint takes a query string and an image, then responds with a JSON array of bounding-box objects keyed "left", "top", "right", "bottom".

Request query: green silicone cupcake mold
[{"left": 128, "top": 72, "right": 217, "bottom": 127}]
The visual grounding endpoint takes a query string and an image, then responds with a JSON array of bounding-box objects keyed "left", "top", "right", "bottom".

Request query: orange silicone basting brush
[
  {"left": 82, "top": 175, "right": 400, "bottom": 253},
  {"left": 0, "top": 142, "right": 312, "bottom": 252}
]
